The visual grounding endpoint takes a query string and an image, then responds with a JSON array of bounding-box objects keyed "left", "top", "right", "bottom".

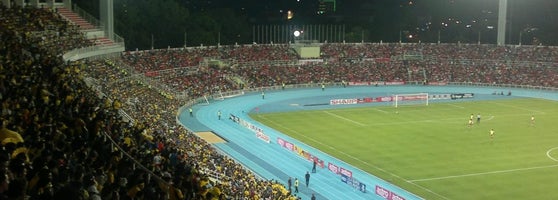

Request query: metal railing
[
  {"left": 405, "top": 81, "right": 558, "bottom": 91},
  {"left": 63, "top": 45, "right": 124, "bottom": 61},
  {"left": 71, "top": 4, "right": 104, "bottom": 29}
]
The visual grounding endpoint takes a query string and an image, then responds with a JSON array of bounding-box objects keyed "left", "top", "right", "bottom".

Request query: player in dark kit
[
  {"left": 312, "top": 160, "right": 317, "bottom": 173},
  {"left": 476, "top": 113, "right": 481, "bottom": 124},
  {"left": 305, "top": 171, "right": 310, "bottom": 187}
]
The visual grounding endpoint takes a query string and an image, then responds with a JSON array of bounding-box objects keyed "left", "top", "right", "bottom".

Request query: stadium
[{"left": 1, "top": 1, "right": 558, "bottom": 200}]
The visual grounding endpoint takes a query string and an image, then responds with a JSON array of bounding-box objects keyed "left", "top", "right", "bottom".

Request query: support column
[
  {"left": 29, "top": 0, "right": 39, "bottom": 7},
  {"left": 100, "top": 0, "right": 114, "bottom": 40},
  {"left": 497, "top": 0, "right": 507, "bottom": 46},
  {"left": 1, "top": 0, "right": 10, "bottom": 8},
  {"left": 14, "top": 0, "right": 23, "bottom": 7},
  {"left": 63, "top": 0, "right": 72, "bottom": 10},
  {"left": 47, "top": 0, "right": 54, "bottom": 9}
]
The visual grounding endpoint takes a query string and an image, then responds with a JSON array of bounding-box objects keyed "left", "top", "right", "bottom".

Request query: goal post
[
  {"left": 393, "top": 93, "right": 429, "bottom": 108},
  {"left": 214, "top": 91, "right": 225, "bottom": 101}
]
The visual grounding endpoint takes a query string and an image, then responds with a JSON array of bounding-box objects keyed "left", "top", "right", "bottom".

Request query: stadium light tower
[{"left": 497, "top": 0, "right": 507, "bottom": 45}]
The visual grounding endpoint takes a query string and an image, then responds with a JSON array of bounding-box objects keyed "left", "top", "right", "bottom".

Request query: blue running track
[{"left": 178, "top": 85, "right": 558, "bottom": 200}]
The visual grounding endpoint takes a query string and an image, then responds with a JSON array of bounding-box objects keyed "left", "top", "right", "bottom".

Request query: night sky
[
  {"left": 207, "top": 0, "right": 558, "bottom": 38},
  {"left": 73, "top": 0, "right": 558, "bottom": 47}
]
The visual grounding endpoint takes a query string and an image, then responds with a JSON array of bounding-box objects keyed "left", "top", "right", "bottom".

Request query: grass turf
[{"left": 249, "top": 98, "right": 558, "bottom": 200}]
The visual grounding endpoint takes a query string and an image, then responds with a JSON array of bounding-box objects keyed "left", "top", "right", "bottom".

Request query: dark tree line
[
  {"left": 73, "top": 0, "right": 251, "bottom": 50},
  {"left": 73, "top": 0, "right": 558, "bottom": 50}
]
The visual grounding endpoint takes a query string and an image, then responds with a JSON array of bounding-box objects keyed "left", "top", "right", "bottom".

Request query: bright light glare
[{"left": 287, "top": 10, "right": 293, "bottom": 20}]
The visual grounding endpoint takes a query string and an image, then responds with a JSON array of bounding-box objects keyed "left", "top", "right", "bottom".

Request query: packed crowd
[
  {"left": 0, "top": 4, "right": 93, "bottom": 55},
  {"left": 120, "top": 48, "right": 220, "bottom": 73},
  {"left": 120, "top": 44, "right": 299, "bottom": 74},
  {"left": 82, "top": 54, "right": 298, "bottom": 200},
  {"left": 124, "top": 42, "right": 558, "bottom": 91},
  {"left": 320, "top": 43, "right": 558, "bottom": 86},
  {"left": 0, "top": 4, "right": 107, "bottom": 200},
  {"left": 1, "top": 4, "right": 299, "bottom": 200},
  {"left": 3, "top": 4, "right": 558, "bottom": 200},
  {"left": 321, "top": 43, "right": 558, "bottom": 63}
]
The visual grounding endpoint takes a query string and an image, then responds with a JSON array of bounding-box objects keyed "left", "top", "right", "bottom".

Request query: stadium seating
[{"left": 2, "top": 4, "right": 558, "bottom": 200}]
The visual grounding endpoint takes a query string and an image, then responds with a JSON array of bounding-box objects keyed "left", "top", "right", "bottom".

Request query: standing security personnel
[{"left": 294, "top": 178, "right": 299, "bottom": 193}]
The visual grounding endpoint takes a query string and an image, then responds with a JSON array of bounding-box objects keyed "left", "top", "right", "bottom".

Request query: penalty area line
[
  {"left": 489, "top": 102, "right": 546, "bottom": 114},
  {"left": 323, "top": 111, "right": 366, "bottom": 126},
  {"left": 374, "top": 108, "right": 389, "bottom": 113},
  {"left": 446, "top": 104, "right": 465, "bottom": 109}
]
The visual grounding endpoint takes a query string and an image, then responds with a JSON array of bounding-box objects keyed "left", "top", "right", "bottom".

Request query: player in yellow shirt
[{"left": 489, "top": 129, "right": 495, "bottom": 139}]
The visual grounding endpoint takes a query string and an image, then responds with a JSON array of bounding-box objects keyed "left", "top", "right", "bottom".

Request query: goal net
[{"left": 392, "top": 93, "right": 429, "bottom": 108}]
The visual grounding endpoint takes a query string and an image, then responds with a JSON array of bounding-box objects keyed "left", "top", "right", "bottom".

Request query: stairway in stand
[
  {"left": 57, "top": 7, "right": 115, "bottom": 46},
  {"left": 57, "top": 7, "right": 96, "bottom": 30},
  {"left": 91, "top": 37, "right": 115, "bottom": 46}
]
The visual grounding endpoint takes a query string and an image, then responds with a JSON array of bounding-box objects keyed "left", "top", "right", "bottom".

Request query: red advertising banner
[
  {"left": 428, "top": 82, "right": 448, "bottom": 86},
  {"left": 383, "top": 81, "right": 405, "bottom": 85},
  {"left": 255, "top": 131, "right": 270, "bottom": 143},
  {"left": 376, "top": 96, "right": 393, "bottom": 102},
  {"left": 328, "top": 162, "right": 339, "bottom": 174},
  {"left": 277, "top": 137, "right": 325, "bottom": 168},
  {"left": 400, "top": 95, "right": 427, "bottom": 101},
  {"left": 339, "top": 167, "right": 353, "bottom": 178},
  {"left": 230, "top": 114, "right": 271, "bottom": 143},
  {"left": 348, "top": 81, "right": 373, "bottom": 86},
  {"left": 375, "top": 185, "right": 405, "bottom": 200}
]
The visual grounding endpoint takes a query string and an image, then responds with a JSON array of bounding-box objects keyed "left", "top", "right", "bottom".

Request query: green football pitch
[{"left": 250, "top": 98, "right": 558, "bottom": 200}]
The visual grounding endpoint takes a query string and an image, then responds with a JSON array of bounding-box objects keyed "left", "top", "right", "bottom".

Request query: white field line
[
  {"left": 374, "top": 108, "right": 389, "bottom": 113},
  {"left": 365, "top": 116, "right": 473, "bottom": 126},
  {"left": 366, "top": 113, "right": 542, "bottom": 126},
  {"left": 489, "top": 102, "right": 546, "bottom": 114},
  {"left": 546, "top": 147, "right": 558, "bottom": 162},
  {"left": 409, "top": 164, "right": 558, "bottom": 183},
  {"left": 333, "top": 106, "right": 459, "bottom": 113},
  {"left": 258, "top": 115, "right": 335, "bottom": 150},
  {"left": 258, "top": 110, "right": 548, "bottom": 198},
  {"left": 445, "top": 104, "right": 465, "bottom": 109},
  {"left": 406, "top": 182, "right": 450, "bottom": 200},
  {"left": 323, "top": 110, "right": 366, "bottom": 126},
  {"left": 258, "top": 115, "right": 448, "bottom": 200}
]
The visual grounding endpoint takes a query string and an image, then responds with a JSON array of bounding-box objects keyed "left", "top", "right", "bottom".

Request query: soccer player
[
  {"left": 476, "top": 113, "right": 481, "bottom": 124},
  {"left": 470, "top": 114, "right": 474, "bottom": 121},
  {"left": 468, "top": 118, "right": 474, "bottom": 127},
  {"left": 489, "top": 129, "right": 495, "bottom": 139},
  {"left": 531, "top": 115, "right": 535, "bottom": 126}
]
